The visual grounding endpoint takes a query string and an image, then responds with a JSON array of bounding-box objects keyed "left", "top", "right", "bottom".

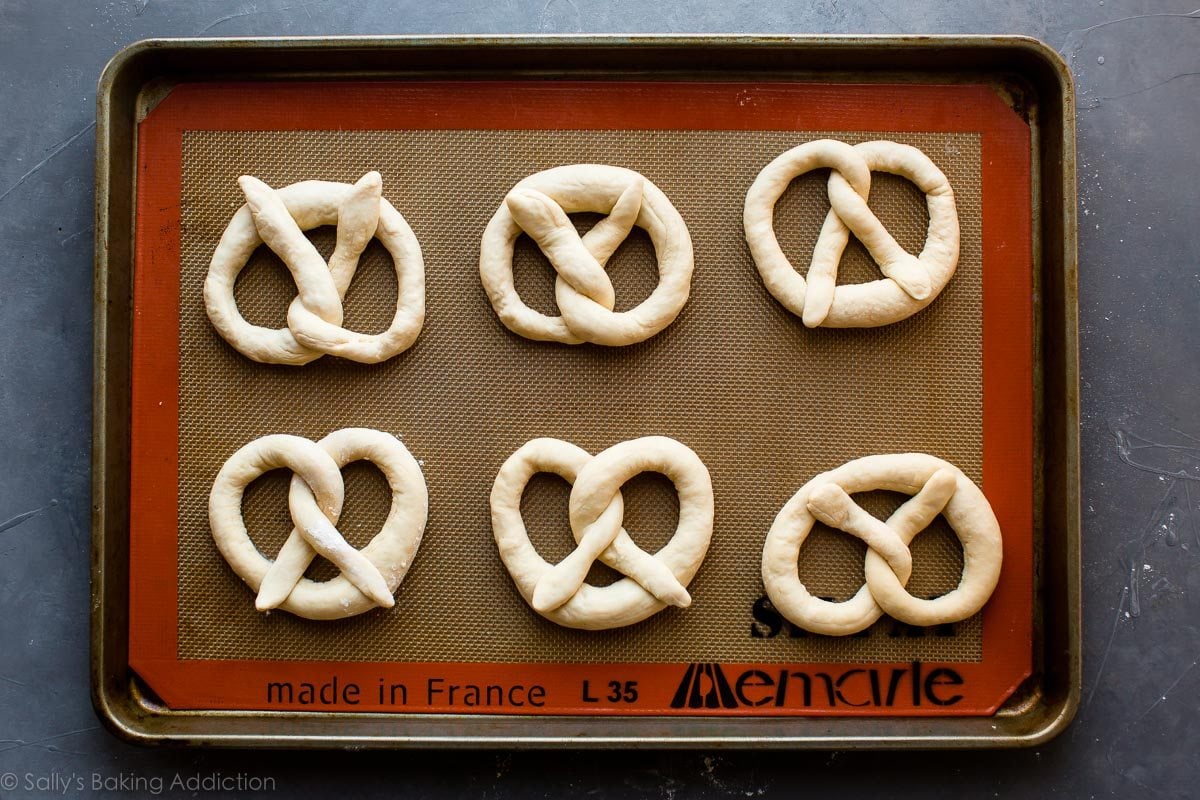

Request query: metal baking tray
[{"left": 92, "top": 34, "right": 1079, "bottom": 748}]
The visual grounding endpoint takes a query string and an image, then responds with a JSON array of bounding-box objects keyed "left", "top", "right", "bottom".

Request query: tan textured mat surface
[{"left": 177, "top": 128, "right": 982, "bottom": 663}]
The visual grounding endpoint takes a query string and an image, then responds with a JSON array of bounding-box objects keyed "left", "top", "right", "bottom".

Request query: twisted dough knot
[
  {"left": 208, "top": 429, "right": 428, "bottom": 621},
  {"left": 480, "top": 165, "right": 695, "bottom": 346},
  {"left": 204, "top": 172, "right": 425, "bottom": 365},
  {"left": 490, "top": 436, "right": 714, "bottom": 630},
  {"left": 744, "top": 139, "right": 960, "bottom": 328},
  {"left": 761, "top": 453, "right": 1002, "bottom": 636}
]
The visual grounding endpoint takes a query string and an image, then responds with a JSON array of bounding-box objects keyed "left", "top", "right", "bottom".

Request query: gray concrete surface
[{"left": 1, "top": 0, "right": 1198, "bottom": 796}]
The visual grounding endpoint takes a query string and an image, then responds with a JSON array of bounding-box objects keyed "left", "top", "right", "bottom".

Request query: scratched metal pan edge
[{"left": 90, "top": 34, "right": 1079, "bottom": 749}]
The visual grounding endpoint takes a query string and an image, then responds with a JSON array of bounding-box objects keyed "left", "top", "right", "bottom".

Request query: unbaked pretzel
[
  {"left": 490, "top": 436, "right": 714, "bottom": 630},
  {"left": 744, "top": 139, "right": 959, "bottom": 328},
  {"left": 204, "top": 172, "right": 425, "bottom": 365},
  {"left": 208, "top": 428, "right": 428, "bottom": 620},
  {"left": 479, "top": 165, "right": 694, "bottom": 346},
  {"left": 761, "top": 453, "right": 1002, "bottom": 636}
]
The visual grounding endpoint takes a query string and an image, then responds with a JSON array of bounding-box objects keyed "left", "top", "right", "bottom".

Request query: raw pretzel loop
[
  {"left": 490, "top": 436, "right": 714, "bottom": 630},
  {"left": 744, "top": 139, "right": 960, "bottom": 328},
  {"left": 479, "top": 164, "right": 695, "bottom": 346},
  {"left": 204, "top": 172, "right": 426, "bottom": 365},
  {"left": 208, "top": 429, "right": 428, "bottom": 621},
  {"left": 761, "top": 453, "right": 1002, "bottom": 636}
]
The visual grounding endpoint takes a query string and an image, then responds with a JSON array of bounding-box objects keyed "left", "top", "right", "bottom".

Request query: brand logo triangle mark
[{"left": 669, "top": 663, "right": 740, "bottom": 709}]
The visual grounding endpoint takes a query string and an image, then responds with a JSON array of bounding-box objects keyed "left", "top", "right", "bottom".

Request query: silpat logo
[
  {"left": 669, "top": 661, "right": 966, "bottom": 709},
  {"left": 669, "top": 663, "right": 739, "bottom": 709}
]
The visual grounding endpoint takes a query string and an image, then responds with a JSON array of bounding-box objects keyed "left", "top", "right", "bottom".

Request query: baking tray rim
[{"left": 91, "top": 33, "right": 1080, "bottom": 749}]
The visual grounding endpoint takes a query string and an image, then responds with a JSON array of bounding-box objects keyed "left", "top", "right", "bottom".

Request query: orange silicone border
[{"left": 129, "top": 80, "right": 1033, "bottom": 715}]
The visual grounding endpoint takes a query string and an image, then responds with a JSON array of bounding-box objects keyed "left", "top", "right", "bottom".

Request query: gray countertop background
[{"left": 1, "top": 0, "right": 1198, "bottom": 797}]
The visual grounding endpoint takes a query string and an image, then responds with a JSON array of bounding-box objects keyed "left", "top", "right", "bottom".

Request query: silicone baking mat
[{"left": 128, "top": 81, "right": 1033, "bottom": 715}]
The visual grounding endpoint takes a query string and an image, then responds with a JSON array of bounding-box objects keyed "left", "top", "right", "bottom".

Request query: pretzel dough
[
  {"left": 744, "top": 139, "right": 959, "bottom": 328},
  {"left": 762, "top": 453, "right": 1002, "bottom": 636},
  {"left": 480, "top": 165, "right": 694, "bottom": 346},
  {"left": 205, "top": 172, "right": 425, "bottom": 365},
  {"left": 490, "top": 436, "right": 714, "bottom": 630},
  {"left": 208, "top": 428, "right": 428, "bottom": 620}
]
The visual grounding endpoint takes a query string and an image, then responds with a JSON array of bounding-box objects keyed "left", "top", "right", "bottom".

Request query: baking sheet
[{"left": 90, "top": 39, "right": 1077, "bottom": 747}]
